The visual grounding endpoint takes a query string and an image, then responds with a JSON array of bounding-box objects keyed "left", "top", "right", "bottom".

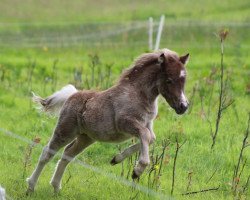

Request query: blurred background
[
  {"left": 0, "top": 0, "right": 249, "bottom": 52},
  {"left": 0, "top": 0, "right": 249, "bottom": 81},
  {"left": 0, "top": 0, "right": 249, "bottom": 87}
]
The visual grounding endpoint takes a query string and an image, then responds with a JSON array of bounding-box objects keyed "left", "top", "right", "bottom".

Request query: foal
[{"left": 27, "top": 48, "right": 189, "bottom": 193}]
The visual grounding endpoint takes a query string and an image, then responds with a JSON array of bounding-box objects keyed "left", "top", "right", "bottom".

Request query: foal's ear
[
  {"left": 158, "top": 53, "right": 165, "bottom": 65},
  {"left": 180, "top": 53, "right": 190, "bottom": 65}
]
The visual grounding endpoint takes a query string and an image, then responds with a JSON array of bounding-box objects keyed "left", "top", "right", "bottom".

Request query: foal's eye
[{"left": 166, "top": 79, "right": 174, "bottom": 84}]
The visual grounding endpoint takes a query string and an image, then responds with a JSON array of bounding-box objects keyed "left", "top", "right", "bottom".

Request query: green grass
[
  {"left": 0, "top": 0, "right": 249, "bottom": 23},
  {"left": 0, "top": 1, "right": 250, "bottom": 199}
]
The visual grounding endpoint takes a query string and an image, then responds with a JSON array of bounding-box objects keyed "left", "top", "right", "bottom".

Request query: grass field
[{"left": 0, "top": 1, "right": 250, "bottom": 199}]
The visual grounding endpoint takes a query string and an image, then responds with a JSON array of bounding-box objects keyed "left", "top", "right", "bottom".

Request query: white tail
[{"left": 32, "top": 84, "right": 77, "bottom": 115}]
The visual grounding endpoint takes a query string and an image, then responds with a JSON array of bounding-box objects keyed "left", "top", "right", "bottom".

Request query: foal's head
[{"left": 157, "top": 49, "right": 189, "bottom": 114}]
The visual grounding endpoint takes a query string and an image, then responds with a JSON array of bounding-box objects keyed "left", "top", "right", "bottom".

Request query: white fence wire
[
  {"left": 1, "top": 20, "right": 250, "bottom": 27},
  {"left": 0, "top": 20, "right": 249, "bottom": 49},
  {"left": 0, "top": 127, "right": 172, "bottom": 200}
]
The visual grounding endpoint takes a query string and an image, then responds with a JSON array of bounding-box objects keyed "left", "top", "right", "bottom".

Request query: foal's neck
[
  {"left": 129, "top": 66, "right": 160, "bottom": 104},
  {"left": 134, "top": 77, "right": 159, "bottom": 104},
  {"left": 119, "top": 62, "right": 162, "bottom": 104}
]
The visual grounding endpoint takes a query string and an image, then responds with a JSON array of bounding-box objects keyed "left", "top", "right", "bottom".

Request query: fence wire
[
  {"left": 0, "top": 127, "right": 172, "bottom": 200},
  {"left": 0, "top": 20, "right": 249, "bottom": 49}
]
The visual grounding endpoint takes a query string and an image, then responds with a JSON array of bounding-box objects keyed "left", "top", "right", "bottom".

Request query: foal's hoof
[
  {"left": 132, "top": 170, "right": 140, "bottom": 180},
  {"left": 110, "top": 157, "right": 118, "bottom": 165},
  {"left": 53, "top": 187, "right": 61, "bottom": 194},
  {"left": 26, "top": 188, "right": 34, "bottom": 196},
  {"left": 51, "top": 181, "right": 61, "bottom": 194}
]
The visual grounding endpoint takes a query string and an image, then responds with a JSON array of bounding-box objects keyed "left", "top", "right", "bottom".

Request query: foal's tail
[{"left": 32, "top": 84, "right": 78, "bottom": 115}]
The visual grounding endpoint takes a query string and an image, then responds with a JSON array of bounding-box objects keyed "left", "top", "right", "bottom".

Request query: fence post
[
  {"left": 148, "top": 17, "right": 153, "bottom": 51},
  {"left": 154, "top": 15, "right": 165, "bottom": 51},
  {"left": 0, "top": 186, "right": 5, "bottom": 200}
]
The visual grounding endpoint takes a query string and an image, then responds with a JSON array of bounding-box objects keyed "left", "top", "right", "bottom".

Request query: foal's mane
[{"left": 119, "top": 49, "right": 178, "bottom": 82}]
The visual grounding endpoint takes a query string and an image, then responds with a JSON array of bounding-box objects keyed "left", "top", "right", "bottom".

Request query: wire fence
[
  {"left": 0, "top": 21, "right": 150, "bottom": 48},
  {"left": 0, "top": 127, "right": 172, "bottom": 200},
  {"left": 0, "top": 20, "right": 249, "bottom": 49},
  {"left": 1, "top": 20, "right": 250, "bottom": 27}
]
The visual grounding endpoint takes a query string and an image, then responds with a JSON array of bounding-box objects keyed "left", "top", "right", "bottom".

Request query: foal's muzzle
[{"left": 175, "top": 102, "right": 188, "bottom": 115}]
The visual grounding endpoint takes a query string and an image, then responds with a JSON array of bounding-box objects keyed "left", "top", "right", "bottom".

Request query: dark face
[{"left": 158, "top": 53, "right": 189, "bottom": 115}]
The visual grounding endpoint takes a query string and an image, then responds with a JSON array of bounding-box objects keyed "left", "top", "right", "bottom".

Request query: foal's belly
[
  {"left": 82, "top": 108, "right": 132, "bottom": 143},
  {"left": 84, "top": 130, "right": 132, "bottom": 143}
]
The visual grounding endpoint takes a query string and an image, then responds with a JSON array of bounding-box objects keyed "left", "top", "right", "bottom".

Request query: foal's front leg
[
  {"left": 147, "top": 121, "right": 156, "bottom": 144},
  {"left": 111, "top": 121, "right": 156, "bottom": 165},
  {"left": 118, "top": 119, "right": 151, "bottom": 179},
  {"left": 132, "top": 129, "right": 151, "bottom": 179},
  {"left": 110, "top": 143, "right": 140, "bottom": 165}
]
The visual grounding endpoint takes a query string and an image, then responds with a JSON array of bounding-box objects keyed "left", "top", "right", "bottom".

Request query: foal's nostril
[
  {"left": 180, "top": 102, "right": 188, "bottom": 111},
  {"left": 175, "top": 102, "right": 188, "bottom": 114}
]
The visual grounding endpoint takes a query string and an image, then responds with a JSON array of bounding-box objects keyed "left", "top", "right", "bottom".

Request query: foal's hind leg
[
  {"left": 50, "top": 134, "right": 94, "bottom": 193},
  {"left": 26, "top": 115, "right": 78, "bottom": 193}
]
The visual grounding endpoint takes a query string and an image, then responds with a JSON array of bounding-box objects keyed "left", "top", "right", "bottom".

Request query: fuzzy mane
[{"left": 119, "top": 49, "right": 178, "bottom": 82}]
